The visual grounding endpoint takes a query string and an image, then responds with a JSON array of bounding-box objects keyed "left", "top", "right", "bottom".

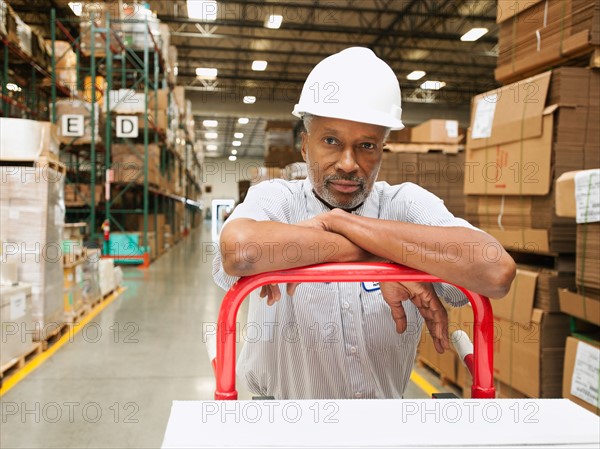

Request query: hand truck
[{"left": 212, "top": 262, "right": 495, "bottom": 400}]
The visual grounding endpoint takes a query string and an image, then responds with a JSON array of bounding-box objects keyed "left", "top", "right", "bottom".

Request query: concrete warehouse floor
[{"left": 0, "top": 223, "right": 455, "bottom": 449}]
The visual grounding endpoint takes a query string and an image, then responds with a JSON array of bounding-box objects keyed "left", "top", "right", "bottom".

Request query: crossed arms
[{"left": 220, "top": 208, "right": 516, "bottom": 353}]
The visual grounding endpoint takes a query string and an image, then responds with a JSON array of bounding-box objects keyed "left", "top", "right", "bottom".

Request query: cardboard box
[
  {"left": 496, "top": 0, "right": 600, "bottom": 84},
  {"left": 386, "top": 127, "right": 412, "bottom": 143},
  {"left": 411, "top": 120, "right": 460, "bottom": 144},
  {"left": 0, "top": 283, "right": 37, "bottom": 367},
  {"left": 559, "top": 288, "right": 600, "bottom": 326},
  {"left": 577, "top": 223, "right": 600, "bottom": 292},
  {"left": 556, "top": 170, "right": 600, "bottom": 219},
  {"left": 491, "top": 269, "right": 571, "bottom": 397},
  {"left": 465, "top": 68, "right": 599, "bottom": 196},
  {"left": 563, "top": 336, "right": 600, "bottom": 415},
  {"left": 111, "top": 143, "right": 161, "bottom": 187},
  {"left": 148, "top": 88, "right": 169, "bottom": 111},
  {"left": 0, "top": 167, "right": 65, "bottom": 338}
]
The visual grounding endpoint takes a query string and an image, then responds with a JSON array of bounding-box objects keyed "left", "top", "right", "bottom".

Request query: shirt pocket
[
  {"left": 361, "top": 289, "right": 422, "bottom": 353},
  {"left": 290, "top": 283, "right": 339, "bottom": 351}
]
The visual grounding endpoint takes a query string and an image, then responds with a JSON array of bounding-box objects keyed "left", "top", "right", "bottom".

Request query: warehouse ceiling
[{"left": 10, "top": 0, "right": 499, "bottom": 158}]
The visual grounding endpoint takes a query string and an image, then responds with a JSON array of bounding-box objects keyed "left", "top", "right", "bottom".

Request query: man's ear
[{"left": 300, "top": 132, "right": 308, "bottom": 161}]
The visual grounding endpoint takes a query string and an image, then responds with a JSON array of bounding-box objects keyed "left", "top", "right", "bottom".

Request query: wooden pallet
[
  {"left": 37, "top": 321, "right": 72, "bottom": 351},
  {"left": 0, "top": 343, "right": 43, "bottom": 380},
  {"left": 63, "top": 250, "right": 87, "bottom": 267},
  {"left": 416, "top": 357, "right": 462, "bottom": 391},
  {"left": 65, "top": 304, "right": 91, "bottom": 324}
]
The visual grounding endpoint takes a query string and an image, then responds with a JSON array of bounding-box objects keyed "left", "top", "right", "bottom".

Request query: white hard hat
[{"left": 293, "top": 47, "right": 404, "bottom": 130}]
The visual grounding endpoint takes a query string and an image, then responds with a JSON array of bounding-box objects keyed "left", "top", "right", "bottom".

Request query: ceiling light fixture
[
  {"left": 196, "top": 67, "right": 218, "bottom": 80},
  {"left": 238, "top": 117, "right": 249, "bottom": 124},
  {"left": 234, "top": 132, "right": 244, "bottom": 138},
  {"left": 252, "top": 60, "right": 268, "bottom": 71},
  {"left": 232, "top": 141, "right": 241, "bottom": 147},
  {"left": 228, "top": 155, "right": 237, "bottom": 161},
  {"left": 206, "top": 144, "right": 218, "bottom": 151},
  {"left": 460, "top": 27, "right": 488, "bottom": 42},
  {"left": 243, "top": 96, "right": 256, "bottom": 104},
  {"left": 406, "top": 70, "right": 426, "bottom": 81},
  {"left": 68, "top": 2, "right": 83, "bottom": 16},
  {"left": 265, "top": 14, "right": 283, "bottom": 29},
  {"left": 187, "top": 0, "right": 217, "bottom": 21},
  {"left": 231, "top": 149, "right": 238, "bottom": 155},
  {"left": 205, "top": 132, "right": 218, "bottom": 139},
  {"left": 203, "top": 119, "right": 218, "bottom": 127},
  {"left": 420, "top": 80, "right": 446, "bottom": 90}
]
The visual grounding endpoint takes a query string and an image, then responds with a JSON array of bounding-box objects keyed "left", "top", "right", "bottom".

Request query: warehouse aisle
[{"left": 1, "top": 224, "right": 441, "bottom": 449}]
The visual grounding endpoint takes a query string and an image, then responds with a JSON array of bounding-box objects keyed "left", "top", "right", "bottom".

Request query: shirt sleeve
[
  {"left": 212, "top": 180, "right": 293, "bottom": 291},
  {"left": 390, "top": 182, "right": 479, "bottom": 308}
]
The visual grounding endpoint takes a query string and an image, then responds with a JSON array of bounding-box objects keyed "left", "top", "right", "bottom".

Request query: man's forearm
[
  {"left": 326, "top": 210, "right": 516, "bottom": 299},
  {"left": 220, "top": 218, "right": 373, "bottom": 276}
]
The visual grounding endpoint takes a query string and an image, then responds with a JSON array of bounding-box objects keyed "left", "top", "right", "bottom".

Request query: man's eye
[
  {"left": 323, "top": 137, "right": 339, "bottom": 145},
  {"left": 361, "top": 142, "right": 376, "bottom": 150}
]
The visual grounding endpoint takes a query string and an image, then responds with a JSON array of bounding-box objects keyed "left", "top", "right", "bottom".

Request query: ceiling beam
[
  {"left": 160, "top": 16, "right": 497, "bottom": 44},
  {"left": 175, "top": 43, "right": 498, "bottom": 60},
  {"left": 210, "top": 0, "right": 496, "bottom": 21}
]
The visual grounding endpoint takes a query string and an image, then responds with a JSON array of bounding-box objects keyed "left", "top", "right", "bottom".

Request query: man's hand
[
  {"left": 259, "top": 283, "right": 300, "bottom": 306},
  {"left": 379, "top": 282, "right": 450, "bottom": 354}
]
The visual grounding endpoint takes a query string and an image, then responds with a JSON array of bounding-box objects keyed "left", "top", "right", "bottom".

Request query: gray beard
[{"left": 306, "top": 156, "right": 370, "bottom": 210}]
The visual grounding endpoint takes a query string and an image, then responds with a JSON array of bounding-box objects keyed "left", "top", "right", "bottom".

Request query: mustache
[{"left": 325, "top": 174, "right": 365, "bottom": 185}]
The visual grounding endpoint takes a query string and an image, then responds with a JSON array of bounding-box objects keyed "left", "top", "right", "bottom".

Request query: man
[{"left": 213, "top": 47, "right": 515, "bottom": 399}]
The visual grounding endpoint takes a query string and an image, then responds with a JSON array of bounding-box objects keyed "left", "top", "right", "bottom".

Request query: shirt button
[
  {"left": 350, "top": 346, "right": 357, "bottom": 354},
  {"left": 342, "top": 302, "right": 350, "bottom": 309},
  {"left": 355, "top": 391, "right": 362, "bottom": 399}
]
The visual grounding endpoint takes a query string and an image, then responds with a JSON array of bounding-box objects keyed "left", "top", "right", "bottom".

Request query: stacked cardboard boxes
[
  {"left": 0, "top": 166, "right": 65, "bottom": 340},
  {"left": 379, "top": 152, "right": 466, "bottom": 219},
  {"left": 465, "top": 67, "right": 599, "bottom": 253},
  {"left": 111, "top": 143, "right": 160, "bottom": 187},
  {"left": 562, "top": 336, "right": 600, "bottom": 415},
  {"left": 496, "top": 0, "right": 600, "bottom": 84},
  {"left": 0, "top": 284, "right": 38, "bottom": 369},
  {"left": 264, "top": 121, "right": 303, "bottom": 168}
]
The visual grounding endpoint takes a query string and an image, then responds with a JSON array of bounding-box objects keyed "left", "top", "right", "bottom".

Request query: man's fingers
[
  {"left": 389, "top": 300, "right": 408, "bottom": 333},
  {"left": 286, "top": 282, "right": 300, "bottom": 297}
]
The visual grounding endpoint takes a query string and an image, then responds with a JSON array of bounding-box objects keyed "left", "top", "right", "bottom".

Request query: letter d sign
[{"left": 116, "top": 116, "right": 139, "bottom": 138}]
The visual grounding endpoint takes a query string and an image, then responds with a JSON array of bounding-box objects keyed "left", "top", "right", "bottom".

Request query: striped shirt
[{"left": 212, "top": 179, "right": 476, "bottom": 400}]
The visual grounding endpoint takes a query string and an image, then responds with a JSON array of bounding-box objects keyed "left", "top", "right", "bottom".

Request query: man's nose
[{"left": 335, "top": 146, "right": 359, "bottom": 173}]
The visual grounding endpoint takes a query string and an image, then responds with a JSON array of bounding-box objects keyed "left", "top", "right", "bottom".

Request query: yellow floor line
[
  {"left": 0, "top": 287, "right": 126, "bottom": 397},
  {"left": 410, "top": 370, "right": 438, "bottom": 397}
]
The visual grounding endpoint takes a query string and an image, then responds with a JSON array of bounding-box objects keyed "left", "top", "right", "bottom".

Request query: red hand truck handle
[{"left": 214, "top": 262, "right": 495, "bottom": 400}]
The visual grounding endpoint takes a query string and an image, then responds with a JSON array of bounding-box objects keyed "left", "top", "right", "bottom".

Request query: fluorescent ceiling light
[
  {"left": 205, "top": 132, "right": 218, "bottom": 139},
  {"left": 68, "top": 2, "right": 83, "bottom": 16},
  {"left": 6, "top": 83, "right": 22, "bottom": 92},
  {"left": 243, "top": 96, "right": 256, "bottom": 104},
  {"left": 252, "top": 60, "right": 268, "bottom": 71},
  {"left": 238, "top": 117, "right": 249, "bottom": 124},
  {"left": 234, "top": 132, "right": 244, "bottom": 138},
  {"left": 228, "top": 155, "right": 237, "bottom": 161},
  {"left": 231, "top": 149, "right": 238, "bottom": 155},
  {"left": 232, "top": 141, "right": 241, "bottom": 147},
  {"left": 187, "top": 0, "right": 217, "bottom": 21},
  {"left": 265, "top": 14, "right": 283, "bottom": 29},
  {"left": 460, "top": 27, "right": 488, "bottom": 42},
  {"left": 206, "top": 144, "right": 218, "bottom": 151},
  {"left": 196, "top": 67, "right": 218, "bottom": 80},
  {"left": 203, "top": 119, "right": 218, "bottom": 127},
  {"left": 406, "top": 70, "right": 426, "bottom": 81},
  {"left": 420, "top": 80, "right": 446, "bottom": 90}
]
